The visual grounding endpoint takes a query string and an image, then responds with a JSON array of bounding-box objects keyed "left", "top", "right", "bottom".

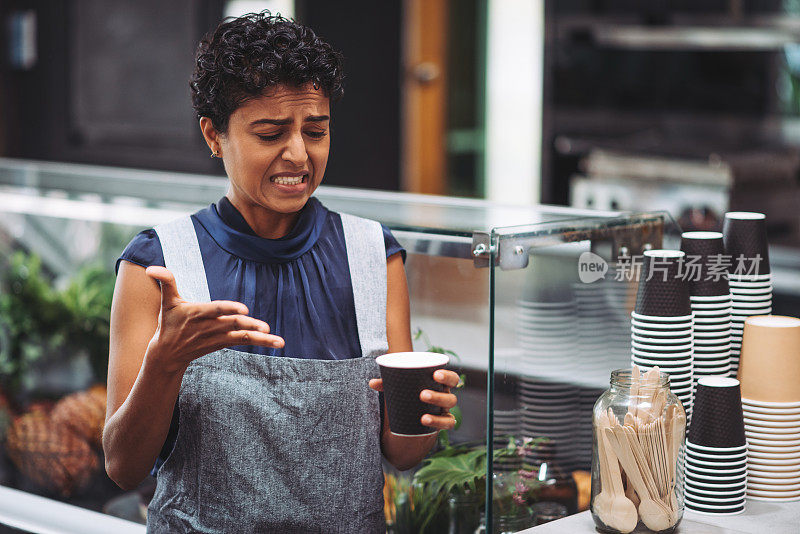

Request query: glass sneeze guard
[{"left": 0, "top": 157, "right": 675, "bottom": 533}]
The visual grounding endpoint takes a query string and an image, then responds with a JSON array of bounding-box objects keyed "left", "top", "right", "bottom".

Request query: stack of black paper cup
[
  {"left": 631, "top": 249, "right": 694, "bottom": 415},
  {"left": 517, "top": 378, "right": 578, "bottom": 471},
  {"left": 515, "top": 296, "right": 581, "bottom": 468},
  {"left": 680, "top": 232, "right": 733, "bottom": 392},
  {"left": 685, "top": 377, "right": 748, "bottom": 515},
  {"left": 723, "top": 212, "right": 773, "bottom": 376},
  {"left": 494, "top": 408, "right": 523, "bottom": 473}
]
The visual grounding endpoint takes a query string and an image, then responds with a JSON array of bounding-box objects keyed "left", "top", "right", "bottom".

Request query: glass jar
[{"left": 591, "top": 369, "right": 686, "bottom": 534}]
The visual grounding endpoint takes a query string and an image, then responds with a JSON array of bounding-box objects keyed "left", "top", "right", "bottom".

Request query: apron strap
[
  {"left": 155, "top": 210, "right": 388, "bottom": 359},
  {"left": 154, "top": 216, "right": 211, "bottom": 303},
  {"left": 339, "top": 212, "right": 388, "bottom": 359}
]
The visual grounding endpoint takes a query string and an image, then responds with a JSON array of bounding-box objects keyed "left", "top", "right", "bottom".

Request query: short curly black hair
[{"left": 190, "top": 11, "right": 344, "bottom": 133}]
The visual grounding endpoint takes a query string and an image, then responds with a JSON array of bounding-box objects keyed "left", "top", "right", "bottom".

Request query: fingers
[
  {"left": 217, "top": 314, "right": 270, "bottom": 334},
  {"left": 420, "top": 390, "right": 457, "bottom": 410},
  {"left": 368, "top": 379, "right": 383, "bottom": 392},
  {"left": 146, "top": 266, "right": 183, "bottom": 308},
  {"left": 433, "top": 369, "right": 460, "bottom": 389},
  {"left": 226, "top": 330, "right": 285, "bottom": 348},
  {"left": 421, "top": 413, "right": 456, "bottom": 430},
  {"left": 194, "top": 301, "right": 250, "bottom": 318}
]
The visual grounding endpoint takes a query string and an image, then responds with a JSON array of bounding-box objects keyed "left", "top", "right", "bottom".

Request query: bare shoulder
[{"left": 106, "top": 261, "right": 161, "bottom": 420}]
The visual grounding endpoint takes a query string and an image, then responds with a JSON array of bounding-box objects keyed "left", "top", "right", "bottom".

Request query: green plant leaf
[
  {"left": 450, "top": 405, "right": 463, "bottom": 431},
  {"left": 0, "top": 251, "right": 116, "bottom": 391},
  {"left": 438, "top": 429, "right": 449, "bottom": 448},
  {"left": 414, "top": 447, "right": 487, "bottom": 497}
]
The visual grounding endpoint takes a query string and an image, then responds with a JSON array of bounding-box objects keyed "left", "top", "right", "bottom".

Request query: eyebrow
[{"left": 249, "top": 115, "right": 330, "bottom": 126}]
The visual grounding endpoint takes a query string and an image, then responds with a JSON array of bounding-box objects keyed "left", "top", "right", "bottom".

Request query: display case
[{"left": 0, "top": 158, "right": 677, "bottom": 533}]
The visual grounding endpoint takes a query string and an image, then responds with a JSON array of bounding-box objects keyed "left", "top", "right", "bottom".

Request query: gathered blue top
[
  {"left": 117, "top": 197, "right": 404, "bottom": 475},
  {"left": 117, "top": 196, "right": 404, "bottom": 360}
]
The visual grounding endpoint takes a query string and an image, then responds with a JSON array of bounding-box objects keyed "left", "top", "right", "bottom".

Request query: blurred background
[
  {"left": 3, "top": 0, "right": 800, "bottom": 245},
  {"left": 2, "top": 0, "right": 800, "bottom": 531}
]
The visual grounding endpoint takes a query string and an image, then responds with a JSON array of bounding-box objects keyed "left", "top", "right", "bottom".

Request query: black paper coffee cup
[
  {"left": 681, "top": 231, "right": 731, "bottom": 297},
  {"left": 635, "top": 250, "right": 692, "bottom": 317},
  {"left": 723, "top": 212, "right": 771, "bottom": 275},
  {"left": 376, "top": 352, "right": 449, "bottom": 436},
  {"left": 688, "top": 376, "right": 746, "bottom": 448}
]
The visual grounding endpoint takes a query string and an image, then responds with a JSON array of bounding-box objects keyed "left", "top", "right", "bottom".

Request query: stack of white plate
[
  {"left": 573, "top": 283, "right": 612, "bottom": 384},
  {"left": 602, "top": 273, "right": 637, "bottom": 366},
  {"left": 516, "top": 299, "right": 578, "bottom": 381},
  {"left": 742, "top": 397, "right": 800, "bottom": 502}
]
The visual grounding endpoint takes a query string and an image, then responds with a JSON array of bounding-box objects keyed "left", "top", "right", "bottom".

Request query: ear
[{"left": 199, "top": 117, "right": 222, "bottom": 156}]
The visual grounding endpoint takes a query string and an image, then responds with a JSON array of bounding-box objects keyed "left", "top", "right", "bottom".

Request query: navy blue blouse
[
  {"left": 117, "top": 196, "right": 404, "bottom": 474},
  {"left": 117, "top": 196, "right": 404, "bottom": 360}
]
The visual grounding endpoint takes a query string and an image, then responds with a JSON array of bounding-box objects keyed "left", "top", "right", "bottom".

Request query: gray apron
[{"left": 147, "top": 212, "right": 388, "bottom": 533}]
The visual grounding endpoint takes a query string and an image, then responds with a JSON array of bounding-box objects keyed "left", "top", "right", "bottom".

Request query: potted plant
[
  {"left": 0, "top": 252, "right": 114, "bottom": 405},
  {"left": 0, "top": 252, "right": 116, "bottom": 498}
]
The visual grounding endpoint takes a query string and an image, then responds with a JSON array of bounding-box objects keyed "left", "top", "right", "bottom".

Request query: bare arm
[
  {"left": 103, "top": 262, "right": 284, "bottom": 489},
  {"left": 371, "top": 253, "right": 459, "bottom": 471}
]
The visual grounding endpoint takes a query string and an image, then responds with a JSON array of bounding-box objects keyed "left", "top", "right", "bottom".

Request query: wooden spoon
[
  {"left": 627, "top": 366, "right": 641, "bottom": 418},
  {"left": 659, "top": 416, "right": 679, "bottom": 512},
  {"left": 624, "top": 472, "right": 641, "bottom": 508},
  {"left": 664, "top": 405, "right": 677, "bottom": 482},
  {"left": 595, "top": 419, "right": 637, "bottom": 533},
  {"left": 651, "top": 389, "right": 666, "bottom": 420},
  {"left": 599, "top": 419, "right": 638, "bottom": 532},
  {"left": 606, "top": 426, "right": 674, "bottom": 532},
  {"left": 623, "top": 425, "right": 660, "bottom": 497},
  {"left": 604, "top": 409, "right": 642, "bottom": 507},
  {"left": 593, "top": 419, "right": 615, "bottom": 525}
]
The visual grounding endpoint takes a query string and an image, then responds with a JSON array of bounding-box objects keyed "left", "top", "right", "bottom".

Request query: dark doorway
[{"left": 3, "top": 1, "right": 402, "bottom": 191}]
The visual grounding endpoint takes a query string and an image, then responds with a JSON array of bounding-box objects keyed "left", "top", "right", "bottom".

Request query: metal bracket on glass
[
  {"left": 497, "top": 239, "right": 530, "bottom": 270},
  {"left": 472, "top": 235, "right": 528, "bottom": 270},
  {"left": 488, "top": 212, "right": 667, "bottom": 271},
  {"left": 472, "top": 232, "right": 496, "bottom": 268}
]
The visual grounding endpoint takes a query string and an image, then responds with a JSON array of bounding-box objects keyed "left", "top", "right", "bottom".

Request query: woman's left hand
[{"left": 369, "top": 369, "right": 460, "bottom": 430}]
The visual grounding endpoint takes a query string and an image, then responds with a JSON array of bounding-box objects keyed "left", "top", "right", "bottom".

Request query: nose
[{"left": 281, "top": 132, "right": 308, "bottom": 167}]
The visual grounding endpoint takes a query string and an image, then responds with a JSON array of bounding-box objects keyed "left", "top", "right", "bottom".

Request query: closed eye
[{"left": 256, "top": 131, "right": 326, "bottom": 141}]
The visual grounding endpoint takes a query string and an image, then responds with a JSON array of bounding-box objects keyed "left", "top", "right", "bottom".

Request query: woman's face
[{"left": 207, "top": 83, "right": 331, "bottom": 216}]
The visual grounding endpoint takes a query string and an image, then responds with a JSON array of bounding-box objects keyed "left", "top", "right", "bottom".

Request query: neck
[{"left": 225, "top": 191, "right": 301, "bottom": 239}]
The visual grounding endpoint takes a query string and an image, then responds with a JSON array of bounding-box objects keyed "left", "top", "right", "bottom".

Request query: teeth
[{"left": 273, "top": 175, "right": 304, "bottom": 185}]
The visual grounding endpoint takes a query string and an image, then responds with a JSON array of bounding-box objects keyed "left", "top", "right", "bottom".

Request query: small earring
[{"left": 210, "top": 151, "right": 219, "bottom": 158}]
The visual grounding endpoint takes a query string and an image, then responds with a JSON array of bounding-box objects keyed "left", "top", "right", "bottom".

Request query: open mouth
[{"left": 270, "top": 174, "right": 308, "bottom": 186}]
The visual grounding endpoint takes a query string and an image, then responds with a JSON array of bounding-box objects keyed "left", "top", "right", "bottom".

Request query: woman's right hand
[{"left": 144, "top": 266, "right": 284, "bottom": 372}]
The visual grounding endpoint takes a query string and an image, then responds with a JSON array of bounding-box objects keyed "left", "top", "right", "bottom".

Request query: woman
[{"left": 102, "top": 12, "right": 459, "bottom": 533}]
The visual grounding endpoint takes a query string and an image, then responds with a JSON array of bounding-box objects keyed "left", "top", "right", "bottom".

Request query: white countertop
[
  {"left": 0, "top": 485, "right": 145, "bottom": 534},
  {"left": 521, "top": 499, "right": 800, "bottom": 533}
]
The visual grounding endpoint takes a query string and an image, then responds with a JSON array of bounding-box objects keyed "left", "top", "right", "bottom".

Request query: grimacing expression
[{"left": 216, "top": 84, "right": 331, "bottom": 216}]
